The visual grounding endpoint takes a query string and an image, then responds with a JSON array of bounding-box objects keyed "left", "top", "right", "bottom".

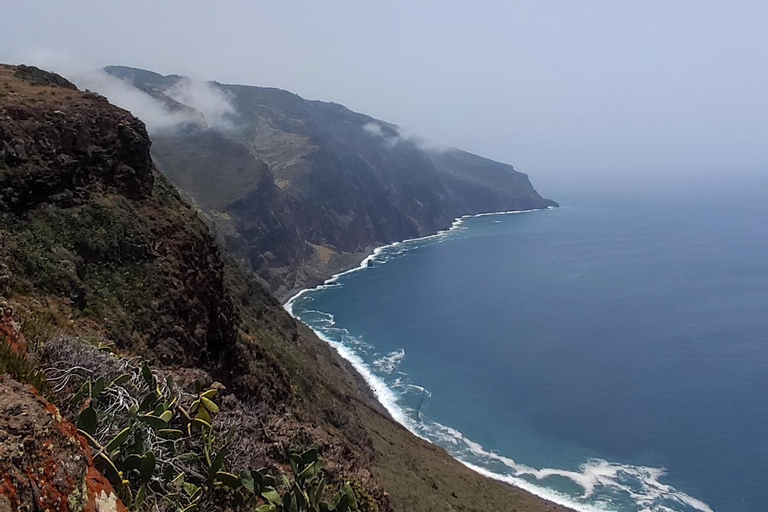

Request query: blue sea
[{"left": 286, "top": 174, "right": 768, "bottom": 512}]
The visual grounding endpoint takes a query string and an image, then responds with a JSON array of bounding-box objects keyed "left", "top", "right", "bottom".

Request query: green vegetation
[
  {"left": 59, "top": 352, "right": 359, "bottom": 512},
  {"left": 8, "top": 198, "right": 154, "bottom": 305},
  {"left": 2, "top": 197, "right": 161, "bottom": 347},
  {"left": 0, "top": 334, "right": 50, "bottom": 397}
]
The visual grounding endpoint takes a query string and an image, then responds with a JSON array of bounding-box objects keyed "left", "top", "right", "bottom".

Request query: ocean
[{"left": 285, "top": 175, "right": 768, "bottom": 512}]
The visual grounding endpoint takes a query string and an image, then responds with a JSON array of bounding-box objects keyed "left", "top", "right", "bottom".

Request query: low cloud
[
  {"left": 363, "top": 122, "right": 386, "bottom": 137},
  {"left": 10, "top": 48, "right": 235, "bottom": 134},
  {"left": 363, "top": 122, "right": 447, "bottom": 152},
  {"left": 165, "top": 78, "right": 235, "bottom": 130},
  {"left": 72, "top": 71, "right": 238, "bottom": 134},
  {"left": 73, "top": 69, "right": 203, "bottom": 132}
]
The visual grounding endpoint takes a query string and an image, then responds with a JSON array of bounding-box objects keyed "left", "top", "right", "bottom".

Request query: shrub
[
  {"left": 0, "top": 333, "right": 50, "bottom": 397},
  {"left": 47, "top": 349, "right": 358, "bottom": 511}
]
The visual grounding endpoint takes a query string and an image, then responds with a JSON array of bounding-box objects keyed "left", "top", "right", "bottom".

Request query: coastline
[
  {"left": 281, "top": 206, "right": 589, "bottom": 512},
  {"left": 282, "top": 206, "right": 554, "bottom": 307}
]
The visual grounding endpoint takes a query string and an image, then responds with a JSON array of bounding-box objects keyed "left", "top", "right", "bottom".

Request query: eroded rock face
[
  {"left": 104, "top": 65, "right": 558, "bottom": 298},
  {"left": 0, "top": 376, "right": 127, "bottom": 512},
  {"left": 0, "top": 63, "right": 292, "bottom": 406},
  {"left": 0, "top": 65, "right": 154, "bottom": 212}
]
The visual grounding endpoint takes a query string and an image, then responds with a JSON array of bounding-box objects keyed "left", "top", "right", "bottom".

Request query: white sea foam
[
  {"left": 309, "top": 328, "right": 420, "bottom": 433},
  {"left": 285, "top": 207, "right": 546, "bottom": 315},
  {"left": 284, "top": 206, "right": 713, "bottom": 512},
  {"left": 391, "top": 380, "right": 431, "bottom": 397},
  {"left": 372, "top": 349, "right": 406, "bottom": 374},
  {"left": 424, "top": 421, "right": 713, "bottom": 512}
]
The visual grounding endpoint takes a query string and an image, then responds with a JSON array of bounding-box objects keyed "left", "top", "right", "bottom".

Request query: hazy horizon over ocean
[{"left": 287, "top": 173, "right": 768, "bottom": 512}]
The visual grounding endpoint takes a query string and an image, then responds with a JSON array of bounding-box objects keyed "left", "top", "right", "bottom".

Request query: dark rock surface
[
  {"left": 0, "top": 79, "right": 153, "bottom": 211},
  {"left": 0, "top": 63, "right": 287, "bottom": 403}
]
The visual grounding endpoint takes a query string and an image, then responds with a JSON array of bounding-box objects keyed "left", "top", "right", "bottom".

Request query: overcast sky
[{"left": 2, "top": 1, "right": 766, "bottom": 194}]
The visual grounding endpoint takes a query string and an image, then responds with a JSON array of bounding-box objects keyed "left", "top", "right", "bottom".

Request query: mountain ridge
[{"left": 102, "top": 65, "right": 557, "bottom": 298}]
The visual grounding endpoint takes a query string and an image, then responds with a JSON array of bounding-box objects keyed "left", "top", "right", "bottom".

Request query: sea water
[{"left": 285, "top": 174, "right": 768, "bottom": 512}]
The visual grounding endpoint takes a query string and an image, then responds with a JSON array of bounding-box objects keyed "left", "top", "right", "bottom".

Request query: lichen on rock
[{"left": 0, "top": 375, "right": 127, "bottom": 512}]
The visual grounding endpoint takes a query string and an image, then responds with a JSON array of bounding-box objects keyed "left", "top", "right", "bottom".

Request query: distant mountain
[{"left": 104, "top": 65, "right": 557, "bottom": 297}]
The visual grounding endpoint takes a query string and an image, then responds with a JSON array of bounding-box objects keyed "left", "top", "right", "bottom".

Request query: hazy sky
[{"left": 2, "top": 1, "right": 766, "bottom": 193}]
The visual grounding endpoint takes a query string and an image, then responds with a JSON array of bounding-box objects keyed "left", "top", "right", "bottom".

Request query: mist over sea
[{"left": 287, "top": 172, "right": 768, "bottom": 512}]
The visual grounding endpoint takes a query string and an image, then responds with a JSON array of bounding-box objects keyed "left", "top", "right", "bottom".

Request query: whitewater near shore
[
  {"left": 284, "top": 201, "right": 728, "bottom": 512},
  {"left": 283, "top": 208, "right": 601, "bottom": 511}
]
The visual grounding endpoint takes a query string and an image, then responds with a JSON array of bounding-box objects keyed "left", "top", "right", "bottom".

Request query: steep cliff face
[
  {"left": 0, "top": 63, "right": 360, "bottom": 507},
  {"left": 104, "top": 66, "right": 557, "bottom": 297},
  {"left": 0, "top": 64, "right": 282, "bottom": 400}
]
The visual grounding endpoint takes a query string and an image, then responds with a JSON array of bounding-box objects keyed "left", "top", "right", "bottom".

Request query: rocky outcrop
[
  {"left": 0, "top": 375, "right": 127, "bottom": 512},
  {"left": 0, "top": 64, "right": 288, "bottom": 404},
  {"left": 13, "top": 65, "right": 78, "bottom": 90},
  {"left": 0, "top": 75, "right": 153, "bottom": 211}
]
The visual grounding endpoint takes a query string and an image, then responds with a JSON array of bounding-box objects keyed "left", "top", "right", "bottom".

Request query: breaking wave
[
  {"left": 284, "top": 207, "right": 548, "bottom": 315},
  {"left": 284, "top": 207, "right": 713, "bottom": 512},
  {"left": 373, "top": 349, "right": 406, "bottom": 374}
]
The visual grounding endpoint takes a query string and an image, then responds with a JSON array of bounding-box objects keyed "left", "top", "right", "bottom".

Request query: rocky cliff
[
  {"left": 0, "top": 64, "right": 570, "bottom": 512},
  {"left": 103, "top": 66, "right": 557, "bottom": 298}
]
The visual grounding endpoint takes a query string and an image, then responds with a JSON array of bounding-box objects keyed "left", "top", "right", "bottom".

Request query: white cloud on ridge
[
  {"left": 363, "top": 122, "right": 386, "bottom": 137},
  {"left": 165, "top": 78, "right": 235, "bottom": 130},
  {"left": 10, "top": 48, "right": 235, "bottom": 134},
  {"left": 72, "top": 69, "right": 202, "bottom": 132},
  {"left": 71, "top": 71, "right": 240, "bottom": 134},
  {"left": 363, "top": 122, "right": 447, "bottom": 152}
]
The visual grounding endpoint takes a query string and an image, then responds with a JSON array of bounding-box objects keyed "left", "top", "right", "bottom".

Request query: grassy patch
[
  {"left": 80, "top": 261, "right": 158, "bottom": 334},
  {"left": 1, "top": 193, "right": 164, "bottom": 348},
  {"left": 0, "top": 334, "right": 50, "bottom": 397}
]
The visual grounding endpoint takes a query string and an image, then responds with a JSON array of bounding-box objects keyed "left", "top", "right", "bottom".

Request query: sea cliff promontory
[{"left": 102, "top": 66, "right": 557, "bottom": 298}]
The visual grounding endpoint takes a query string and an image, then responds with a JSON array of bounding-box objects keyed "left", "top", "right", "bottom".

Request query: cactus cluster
[
  {"left": 215, "top": 446, "right": 359, "bottom": 512},
  {"left": 67, "top": 359, "right": 360, "bottom": 512},
  {"left": 72, "top": 363, "right": 215, "bottom": 510}
]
